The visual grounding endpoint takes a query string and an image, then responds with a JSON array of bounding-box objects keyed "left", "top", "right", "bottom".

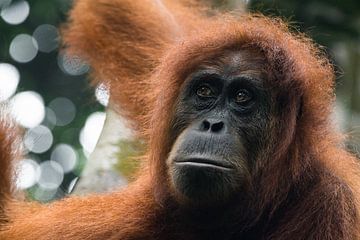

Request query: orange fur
[
  {"left": 0, "top": 106, "right": 22, "bottom": 225},
  {"left": 0, "top": 0, "right": 359, "bottom": 239},
  {"left": 62, "top": 0, "right": 203, "bottom": 135}
]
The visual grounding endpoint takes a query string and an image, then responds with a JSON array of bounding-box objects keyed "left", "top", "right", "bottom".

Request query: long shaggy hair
[{"left": 0, "top": 0, "right": 359, "bottom": 239}]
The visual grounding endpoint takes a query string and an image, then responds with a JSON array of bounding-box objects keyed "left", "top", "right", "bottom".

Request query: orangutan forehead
[{"left": 196, "top": 47, "right": 268, "bottom": 79}]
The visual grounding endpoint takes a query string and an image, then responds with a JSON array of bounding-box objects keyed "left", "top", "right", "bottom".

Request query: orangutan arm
[{"left": 0, "top": 179, "right": 161, "bottom": 240}]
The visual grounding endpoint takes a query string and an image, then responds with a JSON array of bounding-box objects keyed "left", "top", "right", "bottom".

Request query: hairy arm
[{"left": 0, "top": 179, "right": 159, "bottom": 240}]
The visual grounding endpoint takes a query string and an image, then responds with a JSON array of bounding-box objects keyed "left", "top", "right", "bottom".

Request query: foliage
[{"left": 114, "top": 139, "right": 145, "bottom": 180}]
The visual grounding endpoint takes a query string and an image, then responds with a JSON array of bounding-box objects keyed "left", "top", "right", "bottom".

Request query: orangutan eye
[
  {"left": 235, "top": 89, "right": 252, "bottom": 104},
  {"left": 196, "top": 85, "right": 214, "bottom": 98}
]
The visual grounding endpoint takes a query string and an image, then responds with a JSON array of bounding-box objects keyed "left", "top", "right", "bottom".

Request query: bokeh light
[
  {"left": 33, "top": 187, "right": 58, "bottom": 202},
  {"left": 51, "top": 144, "right": 78, "bottom": 173},
  {"left": 80, "top": 111, "right": 106, "bottom": 156},
  {"left": 1, "top": 0, "right": 106, "bottom": 202},
  {"left": 48, "top": 97, "right": 76, "bottom": 126},
  {"left": 42, "top": 107, "right": 57, "bottom": 129},
  {"left": 57, "top": 53, "right": 89, "bottom": 76},
  {"left": 0, "top": 63, "right": 20, "bottom": 101},
  {"left": 0, "top": 0, "right": 11, "bottom": 8},
  {"left": 10, "top": 91, "right": 45, "bottom": 128},
  {"left": 16, "top": 159, "right": 39, "bottom": 189},
  {"left": 0, "top": 0, "right": 29, "bottom": 25},
  {"left": 33, "top": 24, "right": 59, "bottom": 53},
  {"left": 36, "top": 160, "right": 64, "bottom": 190},
  {"left": 24, "top": 125, "right": 53, "bottom": 154},
  {"left": 95, "top": 83, "right": 110, "bottom": 107},
  {"left": 9, "top": 34, "right": 38, "bottom": 63}
]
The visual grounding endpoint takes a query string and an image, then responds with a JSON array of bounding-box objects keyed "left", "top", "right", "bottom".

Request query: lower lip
[{"left": 174, "top": 161, "right": 233, "bottom": 171}]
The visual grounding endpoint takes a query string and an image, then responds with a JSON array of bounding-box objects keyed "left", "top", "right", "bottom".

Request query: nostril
[
  {"left": 200, "top": 120, "right": 211, "bottom": 131},
  {"left": 211, "top": 121, "right": 224, "bottom": 133}
]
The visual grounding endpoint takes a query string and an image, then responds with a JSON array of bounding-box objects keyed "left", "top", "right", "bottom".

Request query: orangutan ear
[{"left": 62, "top": 0, "right": 184, "bottom": 134}]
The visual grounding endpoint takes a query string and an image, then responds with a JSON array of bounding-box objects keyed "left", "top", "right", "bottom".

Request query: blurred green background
[{"left": 0, "top": 0, "right": 359, "bottom": 201}]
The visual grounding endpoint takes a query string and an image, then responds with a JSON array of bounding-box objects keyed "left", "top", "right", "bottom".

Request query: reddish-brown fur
[
  {"left": 0, "top": 106, "right": 22, "bottom": 225},
  {"left": 0, "top": 0, "right": 360, "bottom": 239}
]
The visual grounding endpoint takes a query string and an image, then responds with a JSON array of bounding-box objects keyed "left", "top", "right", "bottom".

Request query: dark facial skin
[{"left": 167, "top": 48, "right": 272, "bottom": 206}]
